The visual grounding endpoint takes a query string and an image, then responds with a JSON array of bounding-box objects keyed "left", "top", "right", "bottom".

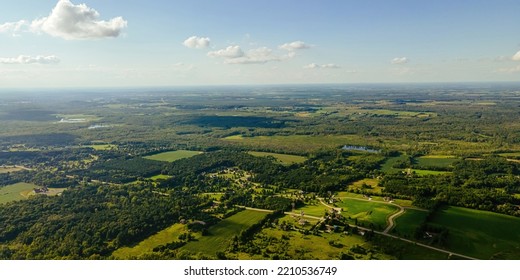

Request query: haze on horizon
[{"left": 1, "top": 0, "right": 520, "bottom": 88}]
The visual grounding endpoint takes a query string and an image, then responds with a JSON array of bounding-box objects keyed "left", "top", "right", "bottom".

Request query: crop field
[
  {"left": 182, "top": 210, "right": 268, "bottom": 256},
  {"left": 410, "top": 169, "right": 451, "bottom": 176},
  {"left": 415, "top": 156, "right": 459, "bottom": 168},
  {"left": 428, "top": 206, "right": 520, "bottom": 259},
  {"left": 248, "top": 151, "right": 306, "bottom": 165},
  {"left": 336, "top": 198, "right": 399, "bottom": 230},
  {"left": 112, "top": 223, "right": 190, "bottom": 259},
  {"left": 392, "top": 209, "right": 429, "bottom": 237},
  {"left": 144, "top": 150, "right": 202, "bottom": 162},
  {"left": 0, "top": 182, "right": 39, "bottom": 204}
]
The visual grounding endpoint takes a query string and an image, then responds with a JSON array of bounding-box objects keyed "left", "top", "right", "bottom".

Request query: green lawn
[
  {"left": 248, "top": 151, "right": 306, "bottom": 165},
  {"left": 428, "top": 206, "right": 520, "bottom": 259},
  {"left": 336, "top": 198, "right": 399, "bottom": 230},
  {"left": 392, "top": 209, "right": 429, "bottom": 237},
  {"left": 182, "top": 210, "right": 268, "bottom": 256},
  {"left": 0, "top": 182, "right": 39, "bottom": 204},
  {"left": 144, "top": 150, "right": 202, "bottom": 162}
]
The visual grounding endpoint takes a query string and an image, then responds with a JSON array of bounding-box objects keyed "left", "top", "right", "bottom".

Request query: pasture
[
  {"left": 248, "top": 151, "right": 306, "bottom": 165},
  {"left": 347, "top": 178, "right": 382, "bottom": 194},
  {"left": 336, "top": 198, "right": 399, "bottom": 230},
  {"left": 149, "top": 174, "right": 172, "bottom": 181},
  {"left": 428, "top": 206, "right": 520, "bottom": 259},
  {"left": 0, "top": 182, "right": 39, "bottom": 204},
  {"left": 112, "top": 223, "right": 190, "bottom": 259},
  {"left": 392, "top": 209, "right": 429, "bottom": 237},
  {"left": 182, "top": 210, "right": 268, "bottom": 256},
  {"left": 415, "top": 156, "right": 459, "bottom": 168},
  {"left": 0, "top": 166, "right": 24, "bottom": 174},
  {"left": 144, "top": 150, "right": 202, "bottom": 162}
]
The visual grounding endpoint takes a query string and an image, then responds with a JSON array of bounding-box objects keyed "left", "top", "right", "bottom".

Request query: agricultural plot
[
  {"left": 85, "top": 144, "right": 117, "bottom": 151},
  {"left": 0, "top": 166, "right": 24, "bottom": 174},
  {"left": 182, "top": 210, "right": 268, "bottom": 257},
  {"left": 148, "top": 174, "right": 172, "bottom": 181},
  {"left": 392, "top": 209, "right": 429, "bottom": 237},
  {"left": 248, "top": 151, "right": 306, "bottom": 165},
  {"left": 295, "top": 201, "right": 330, "bottom": 217},
  {"left": 415, "top": 155, "right": 459, "bottom": 169},
  {"left": 347, "top": 178, "right": 382, "bottom": 194},
  {"left": 0, "top": 182, "right": 39, "bottom": 204},
  {"left": 335, "top": 198, "right": 399, "bottom": 230},
  {"left": 144, "top": 150, "right": 202, "bottom": 162},
  {"left": 428, "top": 206, "right": 520, "bottom": 259},
  {"left": 112, "top": 223, "right": 190, "bottom": 259}
]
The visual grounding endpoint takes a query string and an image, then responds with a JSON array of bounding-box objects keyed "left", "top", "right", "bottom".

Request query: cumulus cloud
[
  {"left": 0, "top": 20, "right": 27, "bottom": 36},
  {"left": 513, "top": 50, "right": 520, "bottom": 61},
  {"left": 0, "top": 55, "right": 60, "bottom": 64},
  {"left": 207, "top": 45, "right": 245, "bottom": 59},
  {"left": 183, "top": 36, "right": 210, "bottom": 49},
  {"left": 391, "top": 57, "right": 409, "bottom": 64},
  {"left": 304, "top": 63, "right": 340, "bottom": 69},
  {"left": 30, "top": 0, "right": 127, "bottom": 40},
  {"left": 225, "top": 47, "right": 281, "bottom": 64},
  {"left": 279, "top": 41, "right": 311, "bottom": 51}
]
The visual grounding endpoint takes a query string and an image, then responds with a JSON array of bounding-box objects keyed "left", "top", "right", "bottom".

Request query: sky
[{"left": 1, "top": 0, "right": 520, "bottom": 88}]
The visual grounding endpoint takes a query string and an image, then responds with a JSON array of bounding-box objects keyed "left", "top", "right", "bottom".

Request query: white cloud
[
  {"left": 0, "top": 20, "right": 27, "bottom": 36},
  {"left": 391, "top": 57, "right": 409, "bottom": 64},
  {"left": 225, "top": 47, "right": 281, "bottom": 64},
  {"left": 304, "top": 63, "right": 340, "bottom": 69},
  {"left": 513, "top": 50, "right": 520, "bottom": 61},
  {"left": 183, "top": 36, "right": 210, "bottom": 49},
  {"left": 207, "top": 45, "right": 245, "bottom": 59},
  {"left": 279, "top": 41, "right": 311, "bottom": 51},
  {"left": 30, "top": 0, "right": 127, "bottom": 40},
  {"left": 0, "top": 55, "right": 60, "bottom": 64}
]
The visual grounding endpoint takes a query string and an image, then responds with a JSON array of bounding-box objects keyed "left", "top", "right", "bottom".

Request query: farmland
[
  {"left": 144, "top": 150, "right": 202, "bottom": 162},
  {"left": 0, "top": 182, "right": 39, "bottom": 204},
  {"left": 1, "top": 84, "right": 520, "bottom": 260}
]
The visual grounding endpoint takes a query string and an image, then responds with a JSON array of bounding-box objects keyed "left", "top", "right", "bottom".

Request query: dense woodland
[{"left": 1, "top": 84, "right": 520, "bottom": 259}]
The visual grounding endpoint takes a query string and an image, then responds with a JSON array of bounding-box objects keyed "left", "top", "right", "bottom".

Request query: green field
[
  {"left": 380, "top": 154, "right": 408, "bottom": 173},
  {"left": 144, "top": 150, "right": 202, "bottom": 162},
  {"left": 248, "top": 151, "right": 306, "bottom": 165},
  {"left": 295, "top": 201, "right": 330, "bottom": 217},
  {"left": 347, "top": 178, "right": 383, "bottom": 194},
  {"left": 410, "top": 169, "right": 451, "bottom": 176},
  {"left": 428, "top": 206, "right": 520, "bottom": 259},
  {"left": 149, "top": 174, "right": 172, "bottom": 181},
  {"left": 415, "top": 156, "right": 459, "bottom": 168},
  {"left": 86, "top": 144, "right": 117, "bottom": 151},
  {"left": 0, "top": 182, "right": 39, "bottom": 204},
  {"left": 112, "top": 223, "right": 190, "bottom": 259},
  {"left": 182, "top": 210, "right": 268, "bottom": 256},
  {"left": 392, "top": 209, "right": 429, "bottom": 237},
  {"left": 336, "top": 198, "right": 399, "bottom": 230}
]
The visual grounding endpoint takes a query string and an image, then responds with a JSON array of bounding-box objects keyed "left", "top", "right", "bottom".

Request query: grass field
[
  {"left": 182, "top": 210, "right": 268, "bottom": 256},
  {"left": 295, "top": 201, "right": 330, "bottom": 217},
  {"left": 86, "top": 144, "right": 117, "bottom": 151},
  {"left": 415, "top": 156, "right": 459, "bottom": 168},
  {"left": 248, "top": 151, "right": 306, "bottom": 165},
  {"left": 336, "top": 192, "right": 414, "bottom": 207},
  {"left": 380, "top": 154, "right": 407, "bottom": 173},
  {"left": 0, "top": 166, "right": 24, "bottom": 174},
  {"left": 148, "top": 174, "right": 172, "bottom": 181},
  {"left": 347, "top": 178, "right": 382, "bottom": 194},
  {"left": 428, "top": 206, "right": 520, "bottom": 259},
  {"left": 336, "top": 198, "right": 399, "bottom": 230},
  {"left": 392, "top": 209, "right": 429, "bottom": 237},
  {"left": 0, "top": 182, "right": 39, "bottom": 204},
  {"left": 144, "top": 150, "right": 202, "bottom": 162},
  {"left": 112, "top": 223, "right": 190, "bottom": 259},
  {"left": 410, "top": 169, "right": 451, "bottom": 176}
]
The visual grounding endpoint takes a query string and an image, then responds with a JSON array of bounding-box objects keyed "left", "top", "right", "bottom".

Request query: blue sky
[{"left": 1, "top": 0, "right": 520, "bottom": 87}]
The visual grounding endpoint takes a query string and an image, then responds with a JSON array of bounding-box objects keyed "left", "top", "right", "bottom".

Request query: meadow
[
  {"left": 144, "top": 150, "right": 202, "bottom": 162},
  {"left": 392, "top": 209, "right": 429, "bottom": 237},
  {"left": 112, "top": 223, "right": 190, "bottom": 259},
  {"left": 0, "top": 182, "right": 39, "bottom": 204},
  {"left": 335, "top": 198, "right": 400, "bottom": 230},
  {"left": 428, "top": 206, "right": 520, "bottom": 259},
  {"left": 182, "top": 210, "right": 268, "bottom": 257},
  {"left": 248, "top": 151, "right": 306, "bottom": 165}
]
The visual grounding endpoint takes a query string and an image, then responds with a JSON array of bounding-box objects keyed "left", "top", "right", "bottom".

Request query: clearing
[
  {"left": 248, "top": 151, "right": 306, "bottom": 165},
  {"left": 144, "top": 150, "right": 202, "bottom": 162}
]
